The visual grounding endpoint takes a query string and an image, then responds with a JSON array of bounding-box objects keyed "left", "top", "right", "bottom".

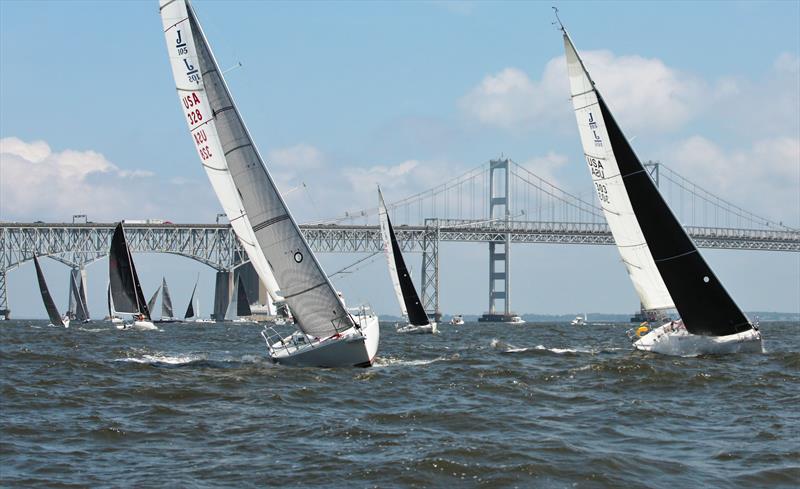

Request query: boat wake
[
  {"left": 373, "top": 355, "right": 449, "bottom": 369},
  {"left": 114, "top": 351, "right": 268, "bottom": 368},
  {"left": 491, "top": 339, "right": 606, "bottom": 355}
]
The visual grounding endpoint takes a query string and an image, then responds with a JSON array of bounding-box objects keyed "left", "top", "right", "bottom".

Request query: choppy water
[{"left": 1, "top": 320, "right": 798, "bottom": 488}]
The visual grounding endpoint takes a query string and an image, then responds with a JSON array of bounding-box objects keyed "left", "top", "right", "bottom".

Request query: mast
[
  {"left": 33, "top": 255, "right": 65, "bottom": 327},
  {"left": 160, "top": 0, "right": 355, "bottom": 338},
  {"left": 378, "top": 189, "right": 429, "bottom": 326},
  {"left": 561, "top": 23, "right": 751, "bottom": 336}
]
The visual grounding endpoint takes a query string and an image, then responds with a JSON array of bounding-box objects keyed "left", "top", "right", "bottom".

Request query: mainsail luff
[
  {"left": 562, "top": 28, "right": 751, "bottom": 336},
  {"left": 160, "top": 0, "right": 353, "bottom": 338},
  {"left": 378, "top": 190, "right": 429, "bottom": 326},
  {"left": 161, "top": 277, "right": 174, "bottom": 318},
  {"left": 109, "top": 223, "right": 151, "bottom": 319},
  {"left": 158, "top": 0, "right": 282, "bottom": 308},
  {"left": 33, "top": 255, "right": 65, "bottom": 327}
]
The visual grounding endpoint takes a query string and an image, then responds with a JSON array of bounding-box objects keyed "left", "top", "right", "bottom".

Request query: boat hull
[
  {"left": 117, "top": 320, "right": 158, "bottom": 331},
  {"left": 270, "top": 314, "right": 380, "bottom": 368},
  {"left": 634, "top": 321, "right": 763, "bottom": 356},
  {"left": 396, "top": 322, "right": 438, "bottom": 334}
]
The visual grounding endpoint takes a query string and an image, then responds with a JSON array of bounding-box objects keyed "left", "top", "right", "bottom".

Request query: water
[{"left": 1, "top": 320, "right": 798, "bottom": 488}]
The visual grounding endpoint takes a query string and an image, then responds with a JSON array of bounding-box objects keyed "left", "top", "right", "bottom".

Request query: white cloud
[
  {"left": 0, "top": 137, "right": 219, "bottom": 222},
  {"left": 460, "top": 51, "right": 706, "bottom": 134},
  {"left": 516, "top": 151, "right": 568, "bottom": 188},
  {"left": 664, "top": 135, "right": 800, "bottom": 226},
  {"left": 267, "top": 143, "right": 325, "bottom": 170}
]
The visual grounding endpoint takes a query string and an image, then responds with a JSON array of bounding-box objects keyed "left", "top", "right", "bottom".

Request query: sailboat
[
  {"left": 146, "top": 283, "right": 162, "bottom": 317},
  {"left": 154, "top": 277, "right": 180, "bottom": 323},
  {"left": 160, "top": 0, "right": 379, "bottom": 367},
  {"left": 109, "top": 223, "right": 157, "bottom": 330},
  {"left": 225, "top": 275, "right": 253, "bottom": 323},
  {"left": 69, "top": 272, "right": 91, "bottom": 323},
  {"left": 378, "top": 188, "right": 437, "bottom": 334},
  {"left": 32, "top": 255, "right": 69, "bottom": 328},
  {"left": 571, "top": 313, "right": 587, "bottom": 326},
  {"left": 557, "top": 12, "right": 762, "bottom": 355}
]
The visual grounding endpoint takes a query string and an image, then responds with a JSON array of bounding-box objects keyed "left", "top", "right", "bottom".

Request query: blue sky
[{"left": 1, "top": 0, "right": 798, "bottom": 318}]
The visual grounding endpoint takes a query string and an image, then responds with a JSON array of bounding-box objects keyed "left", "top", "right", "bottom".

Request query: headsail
[
  {"left": 33, "top": 255, "right": 65, "bottom": 327},
  {"left": 161, "top": 277, "right": 174, "bottom": 319},
  {"left": 160, "top": 0, "right": 353, "bottom": 338},
  {"left": 158, "top": 0, "right": 282, "bottom": 309},
  {"left": 236, "top": 275, "right": 252, "bottom": 317},
  {"left": 185, "top": 278, "right": 198, "bottom": 319},
  {"left": 109, "top": 223, "right": 151, "bottom": 319},
  {"left": 147, "top": 284, "right": 162, "bottom": 316},
  {"left": 378, "top": 189, "right": 429, "bottom": 326},
  {"left": 561, "top": 25, "right": 751, "bottom": 336}
]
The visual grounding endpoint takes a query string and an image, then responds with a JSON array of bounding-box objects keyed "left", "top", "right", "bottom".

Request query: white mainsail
[
  {"left": 160, "top": 0, "right": 354, "bottom": 339},
  {"left": 160, "top": 0, "right": 281, "bottom": 307},
  {"left": 563, "top": 32, "right": 674, "bottom": 310},
  {"left": 377, "top": 189, "right": 407, "bottom": 318}
]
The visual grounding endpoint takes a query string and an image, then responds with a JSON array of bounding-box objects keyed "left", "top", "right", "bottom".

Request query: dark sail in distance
[
  {"left": 236, "top": 275, "right": 252, "bottom": 317},
  {"left": 185, "top": 280, "right": 198, "bottom": 319},
  {"left": 386, "top": 212, "right": 429, "bottom": 326},
  {"left": 33, "top": 255, "right": 64, "bottom": 327},
  {"left": 162, "top": 278, "right": 174, "bottom": 318},
  {"left": 109, "top": 223, "right": 151, "bottom": 319}
]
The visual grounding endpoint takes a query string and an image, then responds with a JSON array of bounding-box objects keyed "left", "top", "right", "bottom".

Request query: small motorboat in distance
[
  {"left": 571, "top": 313, "right": 587, "bottom": 326},
  {"left": 450, "top": 315, "right": 465, "bottom": 326}
]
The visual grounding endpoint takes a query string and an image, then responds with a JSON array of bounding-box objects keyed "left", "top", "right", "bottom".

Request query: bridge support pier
[
  {"left": 420, "top": 219, "right": 440, "bottom": 322},
  {"left": 213, "top": 270, "right": 233, "bottom": 320},
  {"left": 480, "top": 158, "right": 515, "bottom": 323},
  {"left": 0, "top": 269, "right": 9, "bottom": 320}
]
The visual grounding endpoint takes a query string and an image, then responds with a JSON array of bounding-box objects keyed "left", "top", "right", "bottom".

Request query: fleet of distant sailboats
[{"left": 25, "top": 4, "right": 771, "bottom": 365}]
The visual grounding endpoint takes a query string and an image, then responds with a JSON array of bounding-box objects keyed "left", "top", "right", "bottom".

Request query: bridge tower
[{"left": 479, "top": 158, "right": 515, "bottom": 323}]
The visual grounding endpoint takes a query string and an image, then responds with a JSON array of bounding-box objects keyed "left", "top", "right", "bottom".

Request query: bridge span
[{"left": 1, "top": 219, "right": 797, "bottom": 320}]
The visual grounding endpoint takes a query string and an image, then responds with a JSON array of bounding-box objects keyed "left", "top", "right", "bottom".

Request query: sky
[{"left": 1, "top": 0, "right": 799, "bottom": 319}]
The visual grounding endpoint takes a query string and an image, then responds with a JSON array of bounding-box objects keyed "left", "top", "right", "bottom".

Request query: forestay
[
  {"left": 159, "top": 0, "right": 282, "bottom": 306},
  {"left": 563, "top": 29, "right": 751, "bottom": 336},
  {"left": 563, "top": 32, "right": 674, "bottom": 311},
  {"left": 160, "top": 0, "right": 353, "bottom": 338}
]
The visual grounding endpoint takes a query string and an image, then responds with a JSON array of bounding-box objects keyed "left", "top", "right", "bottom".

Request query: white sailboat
[
  {"left": 109, "top": 223, "right": 157, "bottom": 331},
  {"left": 225, "top": 275, "right": 253, "bottom": 323},
  {"left": 558, "top": 12, "right": 762, "bottom": 355},
  {"left": 160, "top": 0, "right": 379, "bottom": 367},
  {"left": 378, "top": 188, "right": 437, "bottom": 334},
  {"left": 32, "top": 255, "right": 69, "bottom": 328}
]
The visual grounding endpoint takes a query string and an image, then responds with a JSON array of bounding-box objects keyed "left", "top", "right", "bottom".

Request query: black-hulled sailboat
[
  {"left": 109, "top": 223, "right": 156, "bottom": 330},
  {"left": 33, "top": 255, "right": 69, "bottom": 328},
  {"left": 378, "top": 188, "right": 437, "bottom": 334},
  {"left": 557, "top": 12, "right": 762, "bottom": 355}
]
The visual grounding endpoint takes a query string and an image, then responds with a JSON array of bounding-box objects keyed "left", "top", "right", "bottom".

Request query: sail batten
[
  {"left": 33, "top": 255, "right": 65, "bottom": 327},
  {"left": 563, "top": 28, "right": 751, "bottom": 336},
  {"left": 161, "top": 0, "right": 352, "bottom": 338}
]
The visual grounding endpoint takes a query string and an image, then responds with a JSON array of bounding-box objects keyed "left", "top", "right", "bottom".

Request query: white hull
[
  {"left": 193, "top": 318, "right": 215, "bottom": 324},
  {"left": 509, "top": 316, "right": 525, "bottom": 325},
  {"left": 117, "top": 320, "right": 158, "bottom": 331},
  {"left": 450, "top": 317, "right": 464, "bottom": 326},
  {"left": 396, "top": 322, "right": 438, "bottom": 334},
  {"left": 266, "top": 313, "right": 380, "bottom": 368},
  {"left": 50, "top": 319, "right": 70, "bottom": 329},
  {"left": 634, "top": 321, "right": 763, "bottom": 356}
]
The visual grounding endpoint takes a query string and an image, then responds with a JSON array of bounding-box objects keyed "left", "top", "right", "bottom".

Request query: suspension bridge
[{"left": 1, "top": 159, "right": 797, "bottom": 320}]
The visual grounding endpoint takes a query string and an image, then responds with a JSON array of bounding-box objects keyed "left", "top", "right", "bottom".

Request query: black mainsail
[
  {"left": 33, "top": 255, "right": 65, "bottom": 327},
  {"left": 236, "top": 275, "right": 252, "bottom": 317},
  {"left": 378, "top": 190, "right": 429, "bottom": 326},
  {"left": 562, "top": 27, "right": 751, "bottom": 337},
  {"left": 161, "top": 277, "right": 174, "bottom": 319},
  {"left": 108, "top": 223, "right": 151, "bottom": 320},
  {"left": 70, "top": 273, "right": 90, "bottom": 322}
]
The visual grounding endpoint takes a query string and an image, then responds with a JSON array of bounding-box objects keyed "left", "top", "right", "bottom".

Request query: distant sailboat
[
  {"left": 69, "top": 272, "right": 91, "bottom": 323},
  {"left": 156, "top": 277, "right": 179, "bottom": 322},
  {"left": 160, "top": 0, "right": 379, "bottom": 367},
  {"left": 378, "top": 188, "right": 437, "bottom": 334},
  {"left": 225, "top": 275, "right": 253, "bottom": 322},
  {"left": 32, "top": 255, "right": 69, "bottom": 328},
  {"left": 106, "top": 283, "right": 123, "bottom": 325},
  {"left": 147, "top": 284, "right": 162, "bottom": 317},
  {"left": 109, "top": 223, "right": 156, "bottom": 330},
  {"left": 558, "top": 13, "right": 762, "bottom": 355}
]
